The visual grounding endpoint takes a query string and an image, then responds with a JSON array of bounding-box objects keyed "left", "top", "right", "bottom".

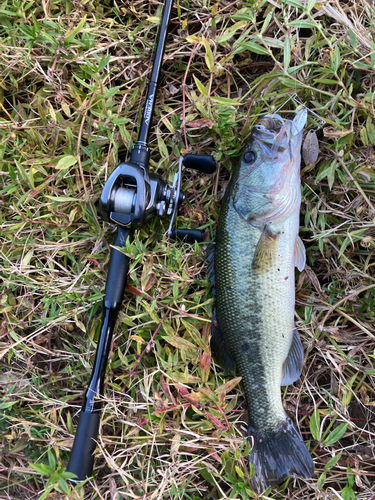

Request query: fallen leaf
[
  {"left": 323, "top": 126, "right": 353, "bottom": 138},
  {"left": 186, "top": 119, "right": 214, "bottom": 128}
]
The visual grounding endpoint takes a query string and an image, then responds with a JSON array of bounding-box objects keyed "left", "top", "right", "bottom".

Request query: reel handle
[
  {"left": 168, "top": 154, "right": 215, "bottom": 242},
  {"left": 182, "top": 154, "right": 216, "bottom": 174}
]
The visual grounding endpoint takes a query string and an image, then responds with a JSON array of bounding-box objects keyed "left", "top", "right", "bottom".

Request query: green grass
[{"left": 1, "top": 0, "right": 375, "bottom": 498}]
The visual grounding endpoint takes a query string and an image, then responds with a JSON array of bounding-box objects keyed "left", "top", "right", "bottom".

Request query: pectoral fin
[
  {"left": 281, "top": 329, "right": 304, "bottom": 386},
  {"left": 294, "top": 235, "right": 306, "bottom": 272},
  {"left": 252, "top": 224, "right": 279, "bottom": 273}
]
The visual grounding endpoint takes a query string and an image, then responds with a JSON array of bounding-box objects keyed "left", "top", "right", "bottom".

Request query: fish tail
[{"left": 248, "top": 416, "right": 314, "bottom": 493}]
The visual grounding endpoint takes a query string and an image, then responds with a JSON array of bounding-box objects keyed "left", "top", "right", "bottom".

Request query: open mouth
[
  {"left": 253, "top": 114, "right": 286, "bottom": 141},
  {"left": 257, "top": 114, "right": 285, "bottom": 132},
  {"left": 252, "top": 114, "right": 289, "bottom": 157}
]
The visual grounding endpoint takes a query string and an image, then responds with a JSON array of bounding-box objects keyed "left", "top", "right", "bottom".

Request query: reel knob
[
  {"left": 182, "top": 154, "right": 216, "bottom": 174},
  {"left": 170, "top": 228, "right": 204, "bottom": 244}
]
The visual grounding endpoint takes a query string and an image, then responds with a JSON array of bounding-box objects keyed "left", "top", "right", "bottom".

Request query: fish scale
[{"left": 209, "top": 109, "right": 314, "bottom": 492}]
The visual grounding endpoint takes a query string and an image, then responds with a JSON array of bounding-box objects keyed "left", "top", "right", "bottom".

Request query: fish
[{"left": 207, "top": 108, "right": 314, "bottom": 493}]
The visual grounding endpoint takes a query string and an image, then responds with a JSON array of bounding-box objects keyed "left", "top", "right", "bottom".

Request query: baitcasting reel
[{"left": 98, "top": 150, "right": 216, "bottom": 242}]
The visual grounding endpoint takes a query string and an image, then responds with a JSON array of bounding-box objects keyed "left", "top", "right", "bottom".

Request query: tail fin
[{"left": 248, "top": 416, "right": 314, "bottom": 493}]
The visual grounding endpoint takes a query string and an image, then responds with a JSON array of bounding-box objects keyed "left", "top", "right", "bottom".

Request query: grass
[{"left": 0, "top": 0, "right": 375, "bottom": 498}]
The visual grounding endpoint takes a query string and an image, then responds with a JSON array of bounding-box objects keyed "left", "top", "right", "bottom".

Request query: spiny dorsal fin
[
  {"left": 252, "top": 224, "right": 280, "bottom": 274},
  {"left": 281, "top": 328, "right": 304, "bottom": 386}
]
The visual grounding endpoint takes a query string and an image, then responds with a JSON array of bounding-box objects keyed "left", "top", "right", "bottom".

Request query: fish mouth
[
  {"left": 252, "top": 114, "right": 290, "bottom": 158},
  {"left": 257, "top": 115, "right": 285, "bottom": 132}
]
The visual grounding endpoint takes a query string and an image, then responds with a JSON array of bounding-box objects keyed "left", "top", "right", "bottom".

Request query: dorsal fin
[
  {"left": 210, "top": 308, "right": 236, "bottom": 374},
  {"left": 206, "top": 243, "right": 236, "bottom": 373},
  {"left": 205, "top": 242, "right": 216, "bottom": 289}
]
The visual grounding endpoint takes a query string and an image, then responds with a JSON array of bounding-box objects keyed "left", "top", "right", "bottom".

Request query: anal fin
[
  {"left": 281, "top": 328, "right": 304, "bottom": 386},
  {"left": 210, "top": 308, "right": 236, "bottom": 374}
]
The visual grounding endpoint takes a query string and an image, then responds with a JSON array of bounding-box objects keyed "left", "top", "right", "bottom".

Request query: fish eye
[{"left": 243, "top": 150, "right": 256, "bottom": 164}]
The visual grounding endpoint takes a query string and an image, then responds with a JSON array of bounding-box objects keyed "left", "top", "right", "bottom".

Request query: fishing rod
[{"left": 67, "top": 0, "right": 216, "bottom": 482}]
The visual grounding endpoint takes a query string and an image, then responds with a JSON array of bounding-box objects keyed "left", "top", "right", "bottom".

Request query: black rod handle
[
  {"left": 104, "top": 226, "right": 133, "bottom": 308},
  {"left": 67, "top": 226, "right": 133, "bottom": 481},
  {"left": 67, "top": 411, "right": 100, "bottom": 482}
]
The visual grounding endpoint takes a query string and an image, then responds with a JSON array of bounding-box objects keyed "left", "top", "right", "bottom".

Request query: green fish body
[{"left": 208, "top": 109, "right": 314, "bottom": 492}]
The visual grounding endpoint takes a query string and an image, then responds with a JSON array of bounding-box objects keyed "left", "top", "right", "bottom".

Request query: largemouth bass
[{"left": 207, "top": 109, "right": 314, "bottom": 492}]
